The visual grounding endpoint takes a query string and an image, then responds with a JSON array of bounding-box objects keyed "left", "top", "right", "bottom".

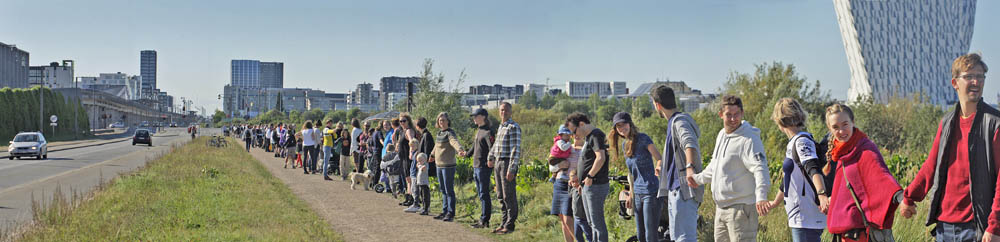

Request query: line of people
[
  {"left": 227, "top": 53, "right": 992, "bottom": 242},
  {"left": 551, "top": 53, "right": 994, "bottom": 242}
]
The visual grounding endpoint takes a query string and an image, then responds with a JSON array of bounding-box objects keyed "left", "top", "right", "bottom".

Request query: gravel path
[{"left": 244, "top": 142, "right": 494, "bottom": 242}]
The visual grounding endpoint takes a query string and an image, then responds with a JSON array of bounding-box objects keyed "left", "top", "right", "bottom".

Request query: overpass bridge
[{"left": 53, "top": 88, "right": 196, "bottom": 130}]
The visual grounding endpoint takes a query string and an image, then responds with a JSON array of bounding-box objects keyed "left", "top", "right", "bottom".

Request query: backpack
[{"left": 789, "top": 134, "right": 835, "bottom": 207}]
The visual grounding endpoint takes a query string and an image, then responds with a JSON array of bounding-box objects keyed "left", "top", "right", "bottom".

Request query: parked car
[
  {"left": 133, "top": 129, "right": 153, "bottom": 146},
  {"left": 109, "top": 122, "right": 126, "bottom": 129},
  {"left": 7, "top": 132, "right": 48, "bottom": 160}
]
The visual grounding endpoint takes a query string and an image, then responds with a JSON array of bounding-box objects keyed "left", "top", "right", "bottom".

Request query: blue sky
[{"left": 2, "top": 0, "right": 997, "bottom": 112}]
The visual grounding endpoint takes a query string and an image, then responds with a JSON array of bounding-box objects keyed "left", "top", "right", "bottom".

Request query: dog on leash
[{"left": 349, "top": 170, "right": 373, "bottom": 190}]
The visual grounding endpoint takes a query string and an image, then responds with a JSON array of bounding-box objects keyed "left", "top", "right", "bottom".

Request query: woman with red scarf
[{"left": 825, "top": 103, "right": 903, "bottom": 242}]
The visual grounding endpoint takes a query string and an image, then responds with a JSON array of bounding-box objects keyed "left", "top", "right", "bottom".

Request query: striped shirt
[{"left": 488, "top": 118, "right": 522, "bottom": 174}]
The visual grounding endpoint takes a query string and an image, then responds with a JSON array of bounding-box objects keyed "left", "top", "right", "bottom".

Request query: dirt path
[{"left": 243, "top": 141, "right": 494, "bottom": 242}]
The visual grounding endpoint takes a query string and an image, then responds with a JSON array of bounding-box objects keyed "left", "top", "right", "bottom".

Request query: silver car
[{"left": 7, "top": 132, "right": 48, "bottom": 160}]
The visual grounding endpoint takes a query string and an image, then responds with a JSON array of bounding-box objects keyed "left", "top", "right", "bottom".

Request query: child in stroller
[{"left": 376, "top": 144, "right": 405, "bottom": 198}]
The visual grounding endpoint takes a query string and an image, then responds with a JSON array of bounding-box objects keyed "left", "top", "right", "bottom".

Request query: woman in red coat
[{"left": 824, "top": 103, "right": 902, "bottom": 242}]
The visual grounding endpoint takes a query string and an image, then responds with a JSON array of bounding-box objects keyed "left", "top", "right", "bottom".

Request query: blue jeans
[
  {"left": 667, "top": 189, "right": 700, "bottom": 242},
  {"left": 935, "top": 221, "right": 979, "bottom": 242},
  {"left": 437, "top": 167, "right": 457, "bottom": 215},
  {"left": 473, "top": 167, "right": 492, "bottom": 225},
  {"left": 634, "top": 193, "right": 662, "bottom": 242},
  {"left": 790, "top": 228, "right": 823, "bottom": 242},
  {"left": 572, "top": 186, "right": 593, "bottom": 242},
  {"left": 582, "top": 183, "right": 610, "bottom": 242},
  {"left": 322, "top": 146, "right": 333, "bottom": 176}
]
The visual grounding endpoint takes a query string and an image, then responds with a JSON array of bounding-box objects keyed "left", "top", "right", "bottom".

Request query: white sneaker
[{"left": 404, "top": 205, "right": 420, "bottom": 213}]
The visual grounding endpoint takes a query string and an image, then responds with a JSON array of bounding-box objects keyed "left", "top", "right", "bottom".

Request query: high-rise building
[
  {"left": 231, "top": 59, "right": 283, "bottom": 89},
  {"left": 140, "top": 50, "right": 157, "bottom": 98},
  {"left": 260, "top": 62, "right": 284, "bottom": 88},
  {"left": 835, "top": 0, "right": 976, "bottom": 105},
  {"left": 379, "top": 76, "right": 420, "bottom": 110},
  {"left": 231, "top": 60, "right": 261, "bottom": 88},
  {"left": 0, "top": 42, "right": 29, "bottom": 89}
]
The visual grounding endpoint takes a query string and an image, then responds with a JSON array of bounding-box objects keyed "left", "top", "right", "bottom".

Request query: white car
[
  {"left": 109, "top": 122, "right": 126, "bottom": 129},
  {"left": 8, "top": 132, "right": 48, "bottom": 160}
]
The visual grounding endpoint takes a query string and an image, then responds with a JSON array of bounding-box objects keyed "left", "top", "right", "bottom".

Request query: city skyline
[{"left": 2, "top": 0, "right": 997, "bottom": 112}]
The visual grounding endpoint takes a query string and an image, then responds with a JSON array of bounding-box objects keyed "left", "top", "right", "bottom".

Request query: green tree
[
  {"left": 520, "top": 90, "right": 538, "bottom": 109},
  {"left": 212, "top": 109, "right": 226, "bottom": 124},
  {"left": 397, "top": 58, "right": 472, "bottom": 138}
]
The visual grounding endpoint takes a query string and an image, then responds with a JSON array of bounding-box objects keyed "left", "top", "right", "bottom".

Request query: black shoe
[
  {"left": 443, "top": 215, "right": 454, "bottom": 222},
  {"left": 433, "top": 213, "right": 447, "bottom": 220}
]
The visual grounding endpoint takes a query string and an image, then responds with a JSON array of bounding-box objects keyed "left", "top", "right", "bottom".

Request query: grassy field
[
  {"left": 13, "top": 137, "right": 342, "bottom": 241},
  {"left": 421, "top": 157, "right": 937, "bottom": 242}
]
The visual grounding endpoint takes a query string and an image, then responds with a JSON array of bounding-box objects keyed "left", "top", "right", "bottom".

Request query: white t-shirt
[
  {"left": 301, "top": 128, "right": 317, "bottom": 146},
  {"left": 782, "top": 132, "right": 827, "bottom": 229}
]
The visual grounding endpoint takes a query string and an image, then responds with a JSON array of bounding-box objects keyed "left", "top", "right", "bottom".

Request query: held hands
[
  {"left": 985, "top": 232, "right": 1000, "bottom": 242},
  {"left": 756, "top": 201, "right": 772, "bottom": 216},
  {"left": 685, "top": 168, "right": 698, "bottom": 188},
  {"left": 899, "top": 202, "right": 917, "bottom": 219},
  {"left": 818, "top": 195, "right": 830, "bottom": 214}
]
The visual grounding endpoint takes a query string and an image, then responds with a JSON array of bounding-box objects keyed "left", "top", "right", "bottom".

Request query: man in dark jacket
[
  {"left": 464, "top": 108, "right": 495, "bottom": 229},
  {"left": 901, "top": 53, "right": 1000, "bottom": 242}
]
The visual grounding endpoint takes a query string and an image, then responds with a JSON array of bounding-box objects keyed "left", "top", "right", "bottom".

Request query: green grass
[
  {"left": 16, "top": 137, "right": 342, "bottom": 241},
  {"left": 423, "top": 157, "right": 937, "bottom": 242}
]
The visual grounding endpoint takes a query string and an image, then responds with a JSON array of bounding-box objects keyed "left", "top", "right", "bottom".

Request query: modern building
[
  {"left": 468, "top": 84, "right": 524, "bottom": 100},
  {"left": 223, "top": 85, "right": 344, "bottom": 118},
  {"left": 835, "top": 0, "right": 976, "bottom": 105},
  {"left": 0, "top": 42, "right": 29, "bottom": 89},
  {"left": 260, "top": 62, "right": 284, "bottom": 88},
  {"left": 231, "top": 59, "right": 284, "bottom": 89},
  {"left": 349, "top": 83, "right": 379, "bottom": 112},
  {"left": 566, "top": 81, "right": 627, "bottom": 98},
  {"left": 379, "top": 76, "right": 420, "bottom": 110},
  {"left": 28, "top": 60, "right": 74, "bottom": 88},
  {"left": 140, "top": 50, "right": 156, "bottom": 98}
]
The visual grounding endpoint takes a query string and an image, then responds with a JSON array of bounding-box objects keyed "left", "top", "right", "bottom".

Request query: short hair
[
  {"left": 952, "top": 53, "right": 988, "bottom": 78},
  {"left": 650, "top": 84, "right": 677, "bottom": 110},
  {"left": 720, "top": 95, "right": 743, "bottom": 111},
  {"left": 351, "top": 118, "right": 361, "bottom": 128},
  {"left": 416, "top": 117, "right": 428, "bottom": 129},
  {"left": 565, "top": 112, "right": 591, "bottom": 126},
  {"left": 771, "top": 98, "right": 808, "bottom": 128}
]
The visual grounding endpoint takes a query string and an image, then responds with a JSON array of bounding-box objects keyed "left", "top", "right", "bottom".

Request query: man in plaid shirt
[{"left": 488, "top": 101, "right": 522, "bottom": 235}]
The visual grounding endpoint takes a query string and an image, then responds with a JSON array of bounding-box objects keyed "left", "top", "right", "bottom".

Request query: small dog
[{"left": 349, "top": 170, "right": 373, "bottom": 190}]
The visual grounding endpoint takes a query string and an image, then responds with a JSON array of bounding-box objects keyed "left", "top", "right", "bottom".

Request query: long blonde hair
[{"left": 824, "top": 103, "right": 855, "bottom": 174}]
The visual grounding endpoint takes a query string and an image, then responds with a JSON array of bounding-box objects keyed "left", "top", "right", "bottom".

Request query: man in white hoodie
[{"left": 687, "top": 95, "right": 771, "bottom": 242}]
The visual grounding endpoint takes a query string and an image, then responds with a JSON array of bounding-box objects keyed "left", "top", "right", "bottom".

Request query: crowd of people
[{"left": 226, "top": 53, "right": 995, "bottom": 242}]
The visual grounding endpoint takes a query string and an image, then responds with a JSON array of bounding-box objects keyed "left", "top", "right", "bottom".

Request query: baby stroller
[
  {"left": 611, "top": 175, "right": 673, "bottom": 242},
  {"left": 376, "top": 151, "right": 404, "bottom": 198}
]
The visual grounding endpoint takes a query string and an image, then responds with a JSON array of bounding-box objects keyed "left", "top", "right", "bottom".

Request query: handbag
[{"left": 841, "top": 163, "right": 894, "bottom": 242}]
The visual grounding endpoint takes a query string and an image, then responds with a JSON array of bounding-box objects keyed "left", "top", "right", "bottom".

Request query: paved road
[{"left": 0, "top": 128, "right": 219, "bottom": 234}]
